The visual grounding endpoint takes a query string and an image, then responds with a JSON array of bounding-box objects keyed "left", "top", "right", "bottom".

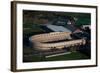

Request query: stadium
[{"left": 29, "top": 32, "right": 85, "bottom": 51}]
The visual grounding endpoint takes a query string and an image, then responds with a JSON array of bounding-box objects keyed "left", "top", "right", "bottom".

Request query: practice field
[
  {"left": 45, "top": 52, "right": 90, "bottom": 61},
  {"left": 23, "top": 49, "right": 90, "bottom": 62}
]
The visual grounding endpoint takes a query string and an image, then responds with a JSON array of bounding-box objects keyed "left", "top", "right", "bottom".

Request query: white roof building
[{"left": 46, "top": 24, "right": 71, "bottom": 32}]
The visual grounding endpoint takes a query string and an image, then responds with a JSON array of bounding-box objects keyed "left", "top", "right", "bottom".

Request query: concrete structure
[
  {"left": 29, "top": 32, "right": 86, "bottom": 51},
  {"left": 29, "top": 32, "right": 71, "bottom": 42}
]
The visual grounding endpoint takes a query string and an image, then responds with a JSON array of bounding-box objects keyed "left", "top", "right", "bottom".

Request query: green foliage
[{"left": 23, "top": 23, "right": 45, "bottom": 35}]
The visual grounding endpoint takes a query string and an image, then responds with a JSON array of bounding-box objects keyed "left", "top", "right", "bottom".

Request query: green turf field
[
  {"left": 23, "top": 50, "right": 90, "bottom": 62},
  {"left": 45, "top": 52, "right": 89, "bottom": 61}
]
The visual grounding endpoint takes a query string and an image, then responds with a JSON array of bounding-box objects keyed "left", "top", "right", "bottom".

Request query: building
[
  {"left": 29, "top": 32, "right": 86, "bottom": 51},
  {"left": 46, "top": 24, "right": 72, "bottom": 32}
]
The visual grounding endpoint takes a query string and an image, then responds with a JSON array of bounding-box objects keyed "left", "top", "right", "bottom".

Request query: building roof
[{"left": 46, "top": 24, "right": 71, "bottom": 32}]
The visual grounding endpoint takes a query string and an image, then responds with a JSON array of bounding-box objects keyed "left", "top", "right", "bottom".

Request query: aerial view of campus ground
[{"left": 23, "top": 10, "right": 91, "bottom": 62}]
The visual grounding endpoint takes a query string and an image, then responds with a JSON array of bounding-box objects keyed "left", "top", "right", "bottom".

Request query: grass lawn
[
  {"left": 23, "top": 50, "right": 90, "bottom": 62},
  {"left": 45, "top": 52, "right": 90, "bottom": 61}
]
